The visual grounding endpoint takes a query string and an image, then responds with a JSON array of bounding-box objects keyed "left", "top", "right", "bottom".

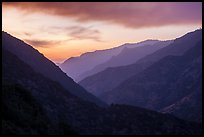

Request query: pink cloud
[{"left": 3, "top": 2, "right": 202, "bottom": 28}]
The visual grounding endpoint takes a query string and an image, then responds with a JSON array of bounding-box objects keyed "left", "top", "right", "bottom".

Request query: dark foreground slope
[
  {"left": 2, "top": 42, "right": 202, "bottom": 135},
  {"left": 2, "top": 83, "right": 77, "bottom": 135}
]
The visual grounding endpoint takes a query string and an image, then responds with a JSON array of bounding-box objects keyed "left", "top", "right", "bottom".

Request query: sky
[{"left": 2, "top": 2, "right": 202, "bottom": 63}]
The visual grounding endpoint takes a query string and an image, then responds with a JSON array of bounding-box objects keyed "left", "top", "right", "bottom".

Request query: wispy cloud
[
  {"left": 24, "top": 39, "right": 62, "bottom": 48},
  {"left": 19, "top": 25, "right": 103, "bottom": 48},
  {"left": 66, "top": 26, "right": 102, "bottom": 42},
  {"left": 23, "top": 32, "right": 32, "bottom": 36},
  {"left": 42, "top": 25, "right": 103, "bottom": 42},
  {"left": 3, "top": 2, "right": 202, "bottom": 29}
]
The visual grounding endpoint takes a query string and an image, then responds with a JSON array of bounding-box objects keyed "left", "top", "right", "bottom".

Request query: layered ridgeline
[
  {"left": 79, "top": 40, "right": 172, "bottom": 83},
  {"left": 2, "top": 31, "right": 106, "bottom": 107},
  {"left": 79, "top": 29, "right": 202, "bottom": 98},
  {"left": 80, "top": 29, "right": 202, "bottom": 123},
  {"left": 59, "top": 40, "right": 162, "bottom": 82},
  {"left": 2, "top": 31, "right": 202, "bottom": 135},
  {"left": 101, "top": 39, "right": 202, "bottom": 122}
]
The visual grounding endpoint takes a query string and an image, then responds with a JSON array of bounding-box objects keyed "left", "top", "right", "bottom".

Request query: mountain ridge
[
  {"left": 79, "top": 29, "right": 202, "bottom": 99},
  {"left": 2, "top": 31, "right": 106, "bottom": 107},
  {"left": 100, "top": 39, "right": 202, "bottom": 123},
  {"left": 79, "top": 40, "right": 172, "bottom": 83},
  {"left": 59, "top": 39, "right": 161, "bottom": 82}
]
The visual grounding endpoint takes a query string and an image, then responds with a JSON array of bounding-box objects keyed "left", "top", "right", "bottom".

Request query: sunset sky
[{"left": 2, "top": 2, "right": 202, "bottom": 63}]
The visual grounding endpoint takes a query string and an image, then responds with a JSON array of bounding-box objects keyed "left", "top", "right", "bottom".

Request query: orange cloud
[{"left": 3, "top": 2, "right": 202, "bottom": 29}]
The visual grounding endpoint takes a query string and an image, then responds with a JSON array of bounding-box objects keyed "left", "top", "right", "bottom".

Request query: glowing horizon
[{"left": 2, "top": 2, "right": 202, "bottom": 63}]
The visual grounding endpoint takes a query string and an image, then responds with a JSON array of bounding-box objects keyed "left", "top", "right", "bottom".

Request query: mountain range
[
  {"left": 78, "top": 40, "right": 173, "bottom": 83},
  {"left": 79, "top": 29, "right": 202, "bottom": 123},
  {"left": 2, "top": 31, "right": 202, "bottom": 135},
  {"left": 59, "top": 40, "right": 162, "bottom": 82}
]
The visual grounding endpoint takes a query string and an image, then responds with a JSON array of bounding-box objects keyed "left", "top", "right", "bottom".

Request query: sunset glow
[{"left": 2, "top": 2, "right": 202, "bottom": 63}]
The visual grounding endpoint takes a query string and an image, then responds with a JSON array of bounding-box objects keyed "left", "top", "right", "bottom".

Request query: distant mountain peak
[
  {"left": 79, "top": 29, "right": 202, "bottom": 122},
  {"left": 59, "top": 39, "right": 163, "bottom": 82}
]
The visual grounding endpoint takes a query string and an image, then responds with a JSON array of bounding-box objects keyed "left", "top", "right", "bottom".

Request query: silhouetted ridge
[{"left": 2, "top": 31, "right": 106, "bottom": 107}]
